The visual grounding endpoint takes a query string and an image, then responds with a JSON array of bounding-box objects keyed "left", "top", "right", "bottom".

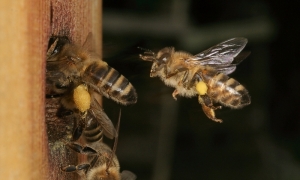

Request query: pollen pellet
[
  {"left": 196, "top": 81, "right": 208, "bottom": 95},
  {"left": 73, "top": 84, "right": 91, "bottom": 112}
]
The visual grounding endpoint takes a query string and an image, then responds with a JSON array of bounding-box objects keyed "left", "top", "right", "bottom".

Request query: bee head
[
  {"left": 156, "top": 47, "right": 173, "bottom": 65},
  {"left": 148, "top": 47, "right": 173, "bottom": 76}
]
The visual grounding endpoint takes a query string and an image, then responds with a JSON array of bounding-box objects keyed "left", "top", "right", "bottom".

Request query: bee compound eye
[{"left": 158, "top": 53, "right": 170, "bottom": 64}]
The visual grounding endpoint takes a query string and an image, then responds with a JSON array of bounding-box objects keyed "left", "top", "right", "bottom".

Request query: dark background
[{"left": 101, "top": 0, "right": 300, "bottom": 179}]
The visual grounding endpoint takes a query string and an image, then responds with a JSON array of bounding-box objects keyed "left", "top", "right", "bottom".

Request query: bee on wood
[
  {"left": 46, "top": 33, "right": 137, "bottom": 106},
  {"left": 62, "top": 110, "right": 137, "bottom": 180},
  {"left": 70, "top": 85, "right": 118, "bottom": 141},
  {"left": 46, "top": 33, "right": 138, "bottom": 140},
  {"left": 47, "top": 80, "right": 117, "bottom": 141},
  {"left": 139, "top": 37, "right": 251, "bottom": 122}
]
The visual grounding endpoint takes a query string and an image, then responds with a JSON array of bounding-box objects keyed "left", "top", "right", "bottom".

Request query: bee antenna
[
  {"left": 106, "top": 108, "right": 121, "bottom": 173},
  {"left": 138, "top": 47, "right": 157, "bottom": 62},
  {"left": 137, "top": 46, "right": 153, "bottom": 53}
]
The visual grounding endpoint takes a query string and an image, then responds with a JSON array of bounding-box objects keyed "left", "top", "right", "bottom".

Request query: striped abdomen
[
  {"left": 83, "top": 61, "right": 137, "bottom": 105},
  {"left": 83, "top": 117, "right": 103, "bottom": 143},
  {"left": 200, "top": 68, "right": 250, "bottom": 108}
]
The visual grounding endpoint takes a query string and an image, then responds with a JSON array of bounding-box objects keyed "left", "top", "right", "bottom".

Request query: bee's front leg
[
  {"left": 65, "top": 142, "right": 97, "bottom": 155},
  {"left": 179, "top": 70, "right": 190, "bottom": 87},
  {"left": 61, "top": 163, "right": 91, "bottom": 173},
  {"left": 166, "top": 67, "right": 188, "bottom": 79},
  {"left": 198, "top": 95, "right": 222, "bottom": 123},
  {"left": 172, "top": 89, "right": 179, "bottom": 100},
  {"left": 166, "top": 68, "right": 193, "bottom": 89},
  {"left": 165, "top": 69, "right": 179, "bottom": 78}
]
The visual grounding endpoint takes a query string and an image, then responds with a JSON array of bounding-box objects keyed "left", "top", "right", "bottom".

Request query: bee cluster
[
  {"left": 46, "top": 34, "right": 137, "bottom": 180},
  {"left": 46, "top": 34, "right": 251, "bottom": 180}
]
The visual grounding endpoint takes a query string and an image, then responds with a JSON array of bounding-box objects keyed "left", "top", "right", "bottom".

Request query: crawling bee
[
  {"left": 62, "top": 142, "right": 137, "bottom": 180},
  {"left": 46, "top": 33, "right": 137, "bottom": 106},
  {"left": 46, "top": 34, "right": 137, "bottom": 140},
  {"left": 139, "top": 38, "right": 251, "bottom": 122},
  {"left": 62, "top": 110, "right": 137, "bottom": 180},
  {"left": 54, "top": 83, "right": 117, "bottom": 141}
]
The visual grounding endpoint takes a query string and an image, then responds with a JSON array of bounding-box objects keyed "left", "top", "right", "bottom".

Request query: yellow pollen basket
[
  {"left": 196, "top": 81, "right": 208, "bottom": 95},
  {"left": 73, "top": 84, "right": 91, "bottom": 112}
]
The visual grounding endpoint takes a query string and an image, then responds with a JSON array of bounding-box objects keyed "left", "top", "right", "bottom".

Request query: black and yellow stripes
[
  {"left": 83, "top": 61, "right": 137, "bottom": 105},
  {"left": 201, "top": 69, "right": 250, "bottom": 109},
  {"left": 83, "top": 118, "right": 103, "bottom": 143}
]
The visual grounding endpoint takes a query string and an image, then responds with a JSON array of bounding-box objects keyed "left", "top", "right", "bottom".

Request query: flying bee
[
  {"left": 62, "top": 110, "right": 137, "bottom": 180},
  {"left": 139, "top": 37, "right": 251, "bottom": 123},
  {"left": 46, "top": 33, "right": 137, "bottom": 106}
]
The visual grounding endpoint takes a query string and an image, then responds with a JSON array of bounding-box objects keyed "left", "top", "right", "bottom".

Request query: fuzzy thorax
[{"left": 86, "top": 164, "right": 121, "bottom": 180}]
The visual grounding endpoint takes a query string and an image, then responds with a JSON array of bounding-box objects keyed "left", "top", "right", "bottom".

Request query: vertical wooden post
[
  {"left": 0, "top": 0, "right": 102, "bottom": 179},
  {"left": 0, "top": 1, "right": 50, "bottom": 179}
]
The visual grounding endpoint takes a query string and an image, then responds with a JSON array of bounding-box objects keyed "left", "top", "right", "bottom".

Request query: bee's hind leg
[
  {"left": 72, "top": 116, "right": 86, "bottom": 141},
  {"left": 198, "top": 95, "right": 222, "bottom": 123}
]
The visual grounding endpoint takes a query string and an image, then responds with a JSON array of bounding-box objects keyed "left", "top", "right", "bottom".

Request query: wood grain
[
  {"left": 0, "top": 0, "right": 101, "bottom": 179},
  {"left": 0, "top": 0, "right": 49, "bottom": 179}
]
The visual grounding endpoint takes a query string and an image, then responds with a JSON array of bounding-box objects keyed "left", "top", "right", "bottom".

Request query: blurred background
[{"left": 100, "top": 0, "right": 300, "bottom": 179}]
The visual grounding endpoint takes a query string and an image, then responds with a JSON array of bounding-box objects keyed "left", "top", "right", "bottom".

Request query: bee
[
  {"left": 62, "top": 110, "right": 137, "bottom": 180},
  {"left": 61, "top": 142, "right": 137, "bottom": 180},
  {"left": 139, "top": 37, "right": 251, "bottom": 123},
  {"left": 46, "top": 33, "right": 137, "bottom": 106},
  {"left": 58, "top": 83, "right": 118, "bottom": 141},
  {"left": 46, "top": 33, "right": 137, "bottom": 140}
]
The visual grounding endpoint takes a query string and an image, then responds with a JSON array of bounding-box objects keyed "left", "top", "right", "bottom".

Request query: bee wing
[
  {"left": 211, "top": 65, "right": 237, "bottom": 75},
  {"left": 121, "top": 170, "right": 137, "bottom": 180},
  {"left": 82, "top": 32, "right": 96, "bottom": 52},
  {"left": 88, "top": 97, "right": 117, "bottom": 139},
  {"left": 205, "top": 50, "right": 251, "bottom": 75},
  {"left": 186, "top": 37, "right": 248, "bottom": 74}
]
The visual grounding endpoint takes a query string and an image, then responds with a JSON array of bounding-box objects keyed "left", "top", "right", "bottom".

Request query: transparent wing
[
  {"left": 207, "top": 51, "right": 251, "bottom": 75},
  {"left": 190, "top": 37, "right": 248, "bottom": 63},
  {"left": 186, "top": 37, "right": 249, "bottom": 74},
  {"left": 121, "top": 170, "right": 137, "bottom": 180},
  {"left": 82, "top": 32, "right": 96, "bottom": 52},
  {"left": 88, "top": 97, "right": 117, "bottom": 139}
]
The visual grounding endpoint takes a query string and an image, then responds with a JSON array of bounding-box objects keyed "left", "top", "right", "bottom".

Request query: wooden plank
[
  {"left": 0, "top": 0, "right": 49, "bottom": 179},
  {"left": 0, "top": 0, "right": 102, "bottom": 179}
]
